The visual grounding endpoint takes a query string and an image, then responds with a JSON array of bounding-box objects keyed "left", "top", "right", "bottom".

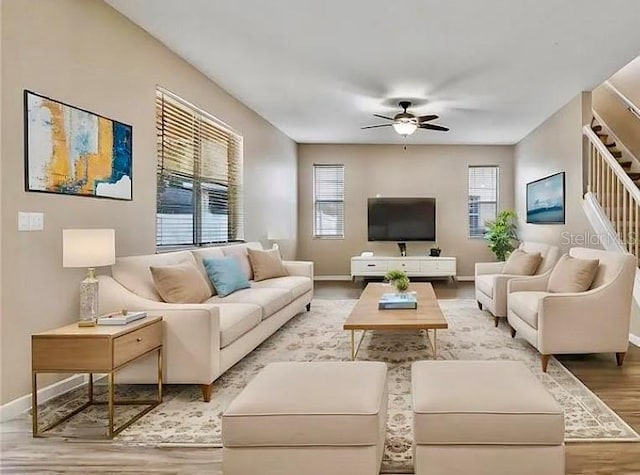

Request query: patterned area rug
[{"left": 32, "top": 298, "right": 639, "bottom": 474}]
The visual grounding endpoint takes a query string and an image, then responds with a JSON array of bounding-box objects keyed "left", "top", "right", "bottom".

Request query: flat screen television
[
  {"left": 368, "top": 198, "right": 436, "bottom": 241},
  {"left": 526, "top": 172, "right": 566, "bottom": 224}
]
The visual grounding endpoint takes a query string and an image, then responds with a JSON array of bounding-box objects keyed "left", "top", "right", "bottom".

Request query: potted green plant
[
  {"left": 430, "top": 244, "right": 441, "bottom": 257},
  {"left": 484, "top": 210, "right": 518, "bottom": 261},
  {"left": 385, "top": 269, "right": 410, "bottom": 293}
]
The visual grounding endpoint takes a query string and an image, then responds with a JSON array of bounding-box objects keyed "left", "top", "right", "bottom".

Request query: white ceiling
[{"left": 106, "top": 0, "right": 640, "bottom": 145}]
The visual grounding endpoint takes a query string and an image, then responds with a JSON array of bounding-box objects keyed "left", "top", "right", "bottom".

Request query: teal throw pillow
[{"left": 203, "top": 256, "right": 251, "bottom": 297}]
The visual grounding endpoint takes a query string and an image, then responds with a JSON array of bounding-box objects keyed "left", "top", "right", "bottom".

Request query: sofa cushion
[
  {"left": 412, "top": 361, "right": 564, "bottom": 445},
  {"left": 150, "top": 261, "right": 213, "bottom": 304},
  {"left": 248, "top": 248, "right": 288, "bottom": 282},
  {"left": 191, "top": 247, "right": 226, "bottom": 295},
  {"left": 222, "top": 362, "right": 387, "bottom": 447},
  {"left": 203, "top": 257, "right": 251, "bottom": 297},
  {"left": 111, "top": 251, "right": 195, "bottom": 301},
  {"left": 222, "top": 245, "right": 254, "bottom": 281},
  {"left": 251, "top": 276, "right": 312, "bottom": 300},
  {"left": 191, "top": 243, "right": 264, "bottom": 295},
  {"left": 509, "top": 291, "right": 550, "bottom": 329},
  {"left": 207, "top": 287, "right": 292, "bottom": 319},
  {"left": 219, "top": 304, "right": 262, "bottom": 348},
  {"left": 475, "top": 274, "right": 495, "bottom": 298},
  {"left": 547, "top": 254, "right": 599, "bottom": 293},
  {"left": 502, "top": 249, "right": 542, "bottom": 276}
]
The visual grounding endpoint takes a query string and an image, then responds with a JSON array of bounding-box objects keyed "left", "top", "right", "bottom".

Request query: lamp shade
[{"left": 63, "top": 229, "right": 116, "bottom": 268}]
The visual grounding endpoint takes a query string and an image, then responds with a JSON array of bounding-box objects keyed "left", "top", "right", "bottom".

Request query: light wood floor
[{"left": 2, "top": 281, "right": 639, "bottom": 474}]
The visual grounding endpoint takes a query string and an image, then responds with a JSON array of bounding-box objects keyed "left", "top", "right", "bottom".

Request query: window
[
  {"left": 156, "top": 88, "right": 243, "bottom": 248},
  {"left": 468, "top": 166, "right": 498, "bottom": 238},
  {"left": 313, "top": 164, "right": 345, "bottom": 238}
]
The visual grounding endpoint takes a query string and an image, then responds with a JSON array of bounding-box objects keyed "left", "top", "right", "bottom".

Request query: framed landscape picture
[
  {"left": 24, "top": 90, "right": 133, "bottom": 200},
  {"left": 526, "top": 172, "right": 565, "bottom": 224}
]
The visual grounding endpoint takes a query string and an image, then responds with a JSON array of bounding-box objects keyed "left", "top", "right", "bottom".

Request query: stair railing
[
  {"left": 603, "top": 81, "right": 640, "bottom": 121},
  {"left": 584, "top": 125, "right": 640, "bottom": 257}
]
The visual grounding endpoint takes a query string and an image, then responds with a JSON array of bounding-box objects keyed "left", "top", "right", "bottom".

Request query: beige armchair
[
  {"left": 507, "top": 247, "right": 636, "bottom": 372},
  {"left": 475, "top": 242, "right": 561, "bottom": 326}
]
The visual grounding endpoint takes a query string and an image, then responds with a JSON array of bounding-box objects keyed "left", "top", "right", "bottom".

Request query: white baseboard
[
  {"left": 0, "top": 374, "right": 86, "bottom": 422},
  {"left": 314, "top": 275, "right": 352, "bottom": 281},
  {"left": 630, "top": 333, "right": 640, "bottom": 347}
]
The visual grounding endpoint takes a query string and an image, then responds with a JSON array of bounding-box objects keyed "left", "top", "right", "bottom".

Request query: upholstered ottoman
[
  {"left": 222, "top": 362, "right": 388, "bottom": 475},
  {"left": 412, "top": 361, "right": 565, "bottom": 475}
]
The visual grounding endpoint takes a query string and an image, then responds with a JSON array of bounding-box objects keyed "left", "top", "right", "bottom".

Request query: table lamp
[{"left": 63, "top": 229, "right": 116, "bottom": 326}]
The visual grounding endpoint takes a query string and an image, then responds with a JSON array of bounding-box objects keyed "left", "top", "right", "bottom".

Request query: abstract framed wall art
[
  {"left": 24, "top": 90, "right": 133, "bottom": 200},
  {"left": 526, "top": 172, "right": 565, "bottom": 224}
]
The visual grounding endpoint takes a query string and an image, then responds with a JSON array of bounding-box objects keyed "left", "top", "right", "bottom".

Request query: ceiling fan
[{"left": 362, "top": 101, "right": 449, "bottom": 136}]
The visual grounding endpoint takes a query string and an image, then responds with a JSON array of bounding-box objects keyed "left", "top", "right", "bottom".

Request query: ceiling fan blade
[
  {"left": 361, "top": 124, "right": 393, "bottom": 129},
  {"left": 419, "top": 123, "right": 450, "bottom": 132},
  {"left": 417, "top": 114, "right": 438, "bottom": 123},
  {"left": 373, "top": 114, "right": 394, "bottom": 121}
]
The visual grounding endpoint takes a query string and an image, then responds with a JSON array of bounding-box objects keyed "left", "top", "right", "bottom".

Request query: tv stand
[
  {"left": 351, "top": 255, "right": 457, "bottom": 281},
  {"left": 397, "top": 242, "right": 407, "bottom": 257}
]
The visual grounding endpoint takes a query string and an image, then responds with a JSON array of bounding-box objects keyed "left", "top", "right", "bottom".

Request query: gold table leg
[
  {"left": 108, "top": 372, "right": 115, "bottom": 438},
  {"left": 32, "top": 372, "right": 38, "bottom": 437},
  {"left": 351, "top": 330, "right": 355, "bottom": 360},
  {"left": 433, "top": 329, "right": 438, "bottom": 358},
  {"left": 350, "top": 330, "right": 367, "bottom": 361},
  {"left": 423, "top": 329, "right": 438, "bottom": 359}
]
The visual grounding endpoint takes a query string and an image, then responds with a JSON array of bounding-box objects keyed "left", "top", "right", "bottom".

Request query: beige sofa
[
  {"left": 507, "top": 247, "right": 635, "bottom": 372},
  {"left": 475, "top": 242, "right": 560, "bottom": 326},
  {"left": 98, "top": 242, "right": 313, "bottom": 401}
]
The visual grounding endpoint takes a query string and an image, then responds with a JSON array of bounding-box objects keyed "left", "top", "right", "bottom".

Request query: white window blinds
[
  {"left": 468, "top": 166, "right": 498, "bottom": 239},
  {"left": 313, "top": 164, "right": 345, "bottom": 238},
  {"left": 156, "top": 88, "right": 243, "bottom": 248}
]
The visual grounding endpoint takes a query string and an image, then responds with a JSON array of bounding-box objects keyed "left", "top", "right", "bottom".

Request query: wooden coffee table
[{"left": 343, "top": 282, "right": 448, "bottom": 360}]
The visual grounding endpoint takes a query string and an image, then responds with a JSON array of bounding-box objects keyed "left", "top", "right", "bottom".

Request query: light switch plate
[
  {"left": 29, "top": 212, "right": 44, "bottom": 231},
  {"left": 18, "top": 212, "right": 30, "bottom": 231}
]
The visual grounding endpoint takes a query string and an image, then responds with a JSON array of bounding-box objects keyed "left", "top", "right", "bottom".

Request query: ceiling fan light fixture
[{"left": 392, "top": 121, "right": 417, "bottom": 136}]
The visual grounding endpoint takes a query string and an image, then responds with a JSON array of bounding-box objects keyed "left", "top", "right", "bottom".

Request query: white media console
[{"left": 350, "top": 255, "right": 457, "bottom": 281}]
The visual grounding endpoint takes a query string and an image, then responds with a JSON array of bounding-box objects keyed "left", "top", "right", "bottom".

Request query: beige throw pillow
[
  {"left": 547, "top": 255, "right": 599, "bottom": 293},
  {"left": 222, "top": 246, "right": 254, "bottom": 280},
  {"left": 247, "top": 248, "right": 288, "bottom": 282},
  {"left": 150, "top": 261, "right": 212, "bottom": 303},
  {"left": 502, "top": 249, "right": 543, "bottom": 276}
]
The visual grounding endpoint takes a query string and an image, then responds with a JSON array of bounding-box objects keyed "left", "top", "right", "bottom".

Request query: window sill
[{"left": 313, "top": 236, "right": 344, "bottom": 240}]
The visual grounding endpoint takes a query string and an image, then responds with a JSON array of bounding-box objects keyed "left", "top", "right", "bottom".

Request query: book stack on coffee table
[{"left": 378, "top": 292, "right": 418, "bottom": 310}]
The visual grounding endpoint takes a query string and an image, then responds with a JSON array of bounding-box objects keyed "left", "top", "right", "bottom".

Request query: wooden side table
[{"left": 31, "top": 316, "right": 163, "bottom": 438}]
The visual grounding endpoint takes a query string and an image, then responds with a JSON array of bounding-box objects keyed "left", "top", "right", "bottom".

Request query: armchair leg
[
  {"left": 201, "top": 383, "right": 213, "bottom": 402},
  {"left": 477, "top": 301, "right": 483, "bottom": 310},
  {"left": 306, "top": 303, "right": 311, "bottom": 312},
  {"left": 616, "top": 352, "right": 626, "bottom": 366},
  {"left": 510, "top": 326, "right": 516, "bottom": 338},
  {"left": 494, "top": 316, "right": 499, "bottom": 327},
  {"left": 541, "top": 354, "right": 551, "bottom": 373}
]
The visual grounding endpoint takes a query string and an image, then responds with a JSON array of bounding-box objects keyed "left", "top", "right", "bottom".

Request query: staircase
[
  {"left": 590, "top": 119, "right": 637, "bottom": 183},
  {"left": 584, "top": 117, "right": 640, "bottom": 260}
]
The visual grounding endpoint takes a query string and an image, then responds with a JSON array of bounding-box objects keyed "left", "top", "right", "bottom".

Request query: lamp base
[{"left": 79, "top": 268, "right": 99, "bottom": 325}]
